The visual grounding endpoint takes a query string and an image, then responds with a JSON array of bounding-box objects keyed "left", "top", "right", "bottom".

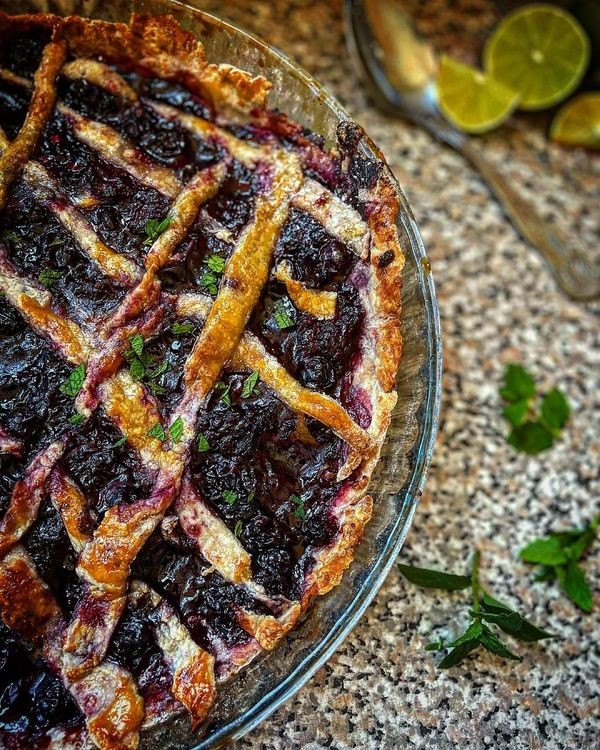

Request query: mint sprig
[
  {"left": 124, "top": 335, "right": 169, "bottom": 396},
  {"left": 143, "top": 216, "right": 172, "bottom": 246},
  {"left": 520, "top": 513, "right": 599, "bottom": 612},
  {"left": 399, "top": 550, "right": 554, "bottom": 669},
  {"left": 59, "top": 364, "right": 86, "bottom": 398},
  {"left": 500, "top": 364, "right": 570, "bottom": 454}
]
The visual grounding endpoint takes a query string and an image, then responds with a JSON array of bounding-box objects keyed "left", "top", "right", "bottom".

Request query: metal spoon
[{"left": 345, "top": 0, "right": 600, "bottom": 301}]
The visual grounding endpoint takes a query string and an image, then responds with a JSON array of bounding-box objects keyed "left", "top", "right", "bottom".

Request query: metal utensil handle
[{"left": 458, "top": 138, "right": 600, "bottom": 302}]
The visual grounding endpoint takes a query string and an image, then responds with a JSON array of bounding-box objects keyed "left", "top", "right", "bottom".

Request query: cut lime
[
  {"left": 550, "top": 92, "right": 600, "bottom": 149},
  {"left": 484, "top": 4, "right": 590, "bottom": 111},
  {"left": 437, "top": 54, "right": 520, "bottom": 134}
]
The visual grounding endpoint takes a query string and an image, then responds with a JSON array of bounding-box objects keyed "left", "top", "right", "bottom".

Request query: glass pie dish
[{"left": 0, "top": 1, "right": 442, "bottom": 747}]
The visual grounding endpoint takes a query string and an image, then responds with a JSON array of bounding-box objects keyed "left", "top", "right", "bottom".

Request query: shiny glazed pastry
[{"left": 0, "top": 12, "right": 403, "bottom": 749}]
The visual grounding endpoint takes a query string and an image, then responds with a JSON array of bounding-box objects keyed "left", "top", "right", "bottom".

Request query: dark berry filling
[
  {"left": 0, "top": 29, "right": 51, "bottom": 78},
  {"left": 37, "top": 114, "right": 169, "bottom": 261},
  {"left": 0, "top": 618, "right": 82, "bottom": 749},
  {"left": 0, "top": 79, "right": 31, "bottom": 140}
]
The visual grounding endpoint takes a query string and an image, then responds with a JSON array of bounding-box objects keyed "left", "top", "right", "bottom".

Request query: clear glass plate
[{"left": 0, "top": 1, "right": 442, "bottom": 746}]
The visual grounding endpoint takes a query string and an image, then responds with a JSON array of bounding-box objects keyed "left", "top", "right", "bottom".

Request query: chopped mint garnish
[
  {"left": 241, "top": 371, "right": 260, "bottom": 398},
  {"left": 39, "top": 268, "right": 62, "bottom": 287},
  {"left": 207, "top": 254, "right": 226, "bottom": 273},
  {"left": 169, "top": 416, "right": 184, "bottom": 443},
  {"left": 222, "top": 490, "right": 237, "bottom": 505},
  {"left": 234, "top": 519, "right": 243, "bottom": 538},
  {"left": 215, "top": 382, "right": 231, "bottom": 406},
  {"left": 147, "top": 423, "right": 166, "bottom": 442},
  {"left": 272, "top": 298, "right": 295, "bottom": 330},
  {"left": 197, "top": 433, "right": 210, "bottom": 452},
  {"left": 69, "top": 413, "right": 85, "bottom": 425},
  {"left": 171, "top": 321, "right": 195, "bottom": 336},
  {"left": 112, "top": 436, "right": 127, "bottom": 448},
  {"left": 144, "top": 216, "right": 172, "bottom": 246},
  {"left": 60, "top": 364, "right": 86, "bottom": 398},
  {"left": 290, "top": 493, "right": 306, "bottom": 519},
  {"left": 200, "top": 271, "right": 219, "bottom": 296}
]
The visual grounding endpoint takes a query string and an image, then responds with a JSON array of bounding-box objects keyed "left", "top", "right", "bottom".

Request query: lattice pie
[{"left": 0, "top": 12, "right": 403, "bottom": 749}]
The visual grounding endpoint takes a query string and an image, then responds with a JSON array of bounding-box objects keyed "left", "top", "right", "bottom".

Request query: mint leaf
[
  {"left": 540, "top": 388, "right": 570, "bottom": 432},
  {"left": 129, "top": 357, "right": 145, "bottom": 381},
  {"left": 171, "top": 321, "right": 195, "bottom": 336},
  {"left": 39, "top": 268, "right": 62, "bottom": 287},
  {"left": 144, "top": 216, "right": 172, "bottom": 246},
  {"left": 207, "top": 254, "right": 226, "bottom": 273},
  {"left": 60, "top": 364, "right": 86, "bottom": 398},
  {"left": 201, "top": 271, "right": 218, "bottom": 296},
  {"left": 290, "top": 493, "right": 306, "bottom": 519},
  {"left": 215, "top": 382, "right": 231, "bottom": 406},
  {"left": 479, "top": 593, "right": 554, "bottom": 642},
  {"left": 501, "top": 364, "right": 536, "bottom": 402},
  {"left": 234, "top": 519, "right": 243, "bottom": 538},
  {"left": 425, "top": 635, "right": 446, "bottom": 652},
  {"left": 129, "top": 334, "right": 144, "bottom": 357},
  {"left": 502, "top": 399, "right": 529, "bottom": 427},
  {"left": 519, "top": 537, "right": 568, "bottom": 566},
  {"left": 247, "top": 488, "right": 256, "bottom": 503},
  {"left": 69, "top": 413, "right": 85, "bottom": 425},
  {"left": 478, "top": 625, "right": 522, "bottom": 661},
  {"left": 398, "top": 564, "right": 471, "bottom": 591},
  {"left": 558, "top": 561, "right": 592, "bottom": 613},
  {"left": 147, "top": 423, "right": 166, "bottom": 441},
  {"left": 507, "top": 422, "right": 553, "bottom": 455},
  {"left": 222, "top": 490, "right": 237, "bottom": 505},
  {"left": 272, "top": 298, "right": 295, "bottom": 330},
  {"left": 438, "top": 639, "right": 479, "bottom": 669},
  {"left": 112, "top": 436, "right": 127, "bottom": 448},
  {"left": 449, "top": 619, "right": 483, "bottom": 647},
  {"left": 241, "top": 371, "right": 259, "bottom": 399},
  {"left": 197, "top": 433, "right": 210, "bottom": 452},
  {"left": 169, "top": 416, "right": 184, "bottom": 443}
]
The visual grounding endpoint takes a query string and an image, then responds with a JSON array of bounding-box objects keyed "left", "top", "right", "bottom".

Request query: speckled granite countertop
[{"left": 192, "top": 1, "right": 600, "bottom": 747}]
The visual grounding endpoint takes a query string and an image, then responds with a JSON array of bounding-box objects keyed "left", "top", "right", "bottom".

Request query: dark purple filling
[
  {"left": 0, "top": 29, "right": 51, "bottom": 78},
  {"left": 61, "top": 411, "right": 156, "bottom": 520},
  {"left": 274, "top": 207, "right": 355, "bottom": 288},
  {"left": 252, "top": 281, "right": 363, "bottom": 396},
  {"left": 203, "top": 159, "right": 259, "bottom": 236},
  {"left": 0, "top": 617, "right": 82, "bottom": 749},
  {"left": 122, "top": 70, "right": 213, "bottom": 121},
  {"left": 2, "top": 181, "right": 128, "bottom": 329},
  {"left": 0, "top": 298, "right": 74, "bottom": 457},
  {"left": 160, "top": 226, "right": 232, "bottom": 293},
  {"left": 37, "top": 113, "right": 169, "bottom": 260},
  {"left": 0, "top": 79, "right": 31, "bottom": 140}
]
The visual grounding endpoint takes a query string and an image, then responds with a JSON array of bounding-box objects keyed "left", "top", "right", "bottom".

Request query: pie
[{"left": 0, "top": 11, "right": 403, "bottom": 750}]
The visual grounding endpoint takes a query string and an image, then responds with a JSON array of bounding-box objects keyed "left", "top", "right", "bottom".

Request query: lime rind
[
  {"left": 549, "top": 92, "right": 600, "bottom": 150},
  {"left": 437, "top": 55, "right": 520, "bottom": 135},
  {"left": 483, "top": 4, "right": 591, "bottom": 111}
]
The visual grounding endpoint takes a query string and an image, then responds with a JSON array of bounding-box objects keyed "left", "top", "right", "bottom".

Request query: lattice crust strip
[{"left": 0, "top": 13, "right": 404, "bottom": 750}]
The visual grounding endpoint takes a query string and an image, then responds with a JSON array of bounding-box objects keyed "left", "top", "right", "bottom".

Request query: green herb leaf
[
  {"left": 112, "top": 436, "right": 127, "bottom": 448},
  {"left": 129, "top": 357, "right": 145, "bottom": 381},
  {"left": 241, "top": 371, "right": 260, "bottom": 399},
  {"left": 507, "top": 421, "right": 554, "bottom": 455},
  {"left": 500, "top": 364, "right": 536, "bottom": 403},
  {"left": 215, "top": 382, "right": 231, "bottom": 406},
  {"left": 147, "top": 423, "right": 166, "bottom": 442},
  {"left": 558, "top": 561, "right": 592, "bottom": 613},
  {"left": 148, "top": 360, "right": 169, "bottom": 379},
  {"left": 69, "top": 413, "right": 85, "bottom": 425},
  {"left": 502, "top": 399, "right": 530, "bottom": 427},
  {"left": 169, "top": 416, "right": 184, "bottom": 443},
  {"left": 3, "top": 230, "right": 20, "bottom": 244},
  {"left": 247, "top": 489, "right": 256, "bottom": 503},
  {"left": 449, "top": 619, "right": 483, "bottom": 647},
  {"left": 533, "top": 565, "right": 557, "bottom": 583},
  {"left": 438, "top": 639, "right": 479, "bottom": 669},
  {"left": 234, "top": 519, "right": 243, "bottom": 538},
  {"left": 272, "top": 298, "right": 295, "bottom": 330},
  {"left": 144, "top": 216, "right": 172, "bottom": 246},
  {"left": 398, "top": 564, "right": 471, "bottom": 591},
  {"left": 129, "top": 334, "right": 144, "bottom": 357},
  {"left": 540, "top": 388, "right": 570, "bottom": 432},
  {"left": 479, "top": 593, "right": 554, "bottom": 642},
  {"left": 60, "top": 364, "right": 86, "bottom": 398},
  {"left": 200, "top": 271, "right": 218, "bottom": 296},
  {"left": 519, "top": 537, "right": 569, "bottom": 566},
  {"left": 222, "top": 490, "right": 237, "bottom": 505},
  {"left": 290, "top": 494, "right": 306, "bottom": 519},
  {"left": 197, "top": 433, "right": 210, "bottom": 452},
  {"left": 207, "top": 254, "right": 226, "bottom": 273},
  {"left": 171, "top": 321, "right": 195, "bottom": 336},
  {"left": 39, "top": 268, "right": 62, "bottom": 287},
  {"left": 478, "top": 624, "right": 522, "bottom": 661}
]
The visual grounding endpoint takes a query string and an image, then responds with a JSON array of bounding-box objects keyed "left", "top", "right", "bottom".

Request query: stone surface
[{"left": 190, "top": 1, "right": 600, "bottom": 748}]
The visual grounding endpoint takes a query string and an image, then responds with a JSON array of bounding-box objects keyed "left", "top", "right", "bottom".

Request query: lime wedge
[
  {"left": 437, "top": 54, "right": 520, "bottom": 134},
  {"left": 484, "top": 4, "right": 590, "bottom": 111},
  {"left": 550, "top": 92, "right": 600, "bottom": 150}
]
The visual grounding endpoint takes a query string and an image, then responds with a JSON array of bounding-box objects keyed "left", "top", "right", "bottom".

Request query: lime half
[
  {"left": 437, "top": 54, "right": 520, "bottom": 134},
  {"left": 484, "top": 4, "right": 590, "bottom": 111},
  {"left": 550, "top": 92, "right": 600, "bottom": 150}
]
